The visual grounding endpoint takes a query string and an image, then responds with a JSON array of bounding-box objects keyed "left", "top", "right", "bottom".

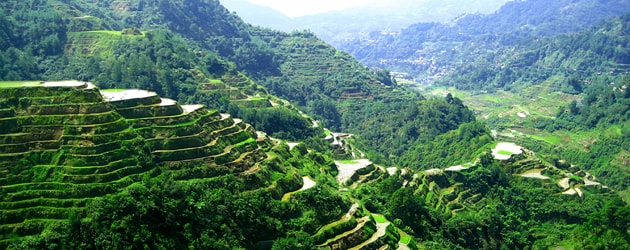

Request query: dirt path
[
  {"left": 583, "top": 174, "right": 602, "bottom": 186},
  {"left": 558, "top": 178, "right": 571, "bottom": 190},
  {"left": 178, "top": 105, "right": 202, "bottom": 114},
  {"left": 445, "top": 165, "right": 467, "bottom": 172},
  {"left": 344, "top": 203, "right": 359, "bottom": 220},
  {"left": 336, "top": 159, "right": 372, "bottom": 184},
  {"left": 386, "top": 167, "right": 397, "bottom": 176},
  {"left": 287, "top": 142, "right": 299, "bottom": 150},
  {"left": 100, "top": 89, "right": 157, "bottom": 101},
  {"left": 300, "top": 176, "right": 316, "bottom": 191},
  {"left": 397, "top": 244, "right": 410, "bottom": 250},
  {"left": 584, "top": 179, "right": 601, "bottom": 186},
  {"left": 282, "top": 176, "right": 316, "bottom": 201},
  {"left": 519, "top": 169, "right": 550, "bottom": 180},
  {"left": 562, "top": 188, "right": 583, "bottom": 197},
  {"left": 349, "top": 221, "right": 390, "bottom": 250}
]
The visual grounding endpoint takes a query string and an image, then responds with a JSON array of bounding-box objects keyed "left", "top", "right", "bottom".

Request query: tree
[
  {"left": 386, "top": 187, "right": 430, "bottom": 236},
  {"left": 271, "top": 231, "right": 314, "bottom": 250}
]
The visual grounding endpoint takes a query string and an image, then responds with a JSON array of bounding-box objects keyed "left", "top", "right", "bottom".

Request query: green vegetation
[
  {"left": 373, "top": 214, "right": 388, "bottom": 223},
  {"left": 343, "top": 0, "right": 630, "bottom": 82},
  {"left": 528, "top": 133, "right": 562, "bottom": 145},
  {"left": 0, "top": 81, "right": 41, "bottom": 88},
  {"left": 337, "top": 160, "right": 359, "bottom": 164},
  {"left": 497, "top": 150, "right": 513, "bottom": 156},
  {"left": 0, "top": 0, "right": 486, "bottom": 168},
  {"left": 0, "top": 84, "right": 350, "bottom": 249},
  {"left": 400, "top": 235, "right": 411, "bottom": 244},
  {"left": 84, "top": 30, "right": 123, "bottom": 35},
  {"left": 1, "top": 0, "right": 630, "bottom": 249}
]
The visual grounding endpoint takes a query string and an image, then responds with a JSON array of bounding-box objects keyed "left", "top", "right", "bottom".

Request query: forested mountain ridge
[
  {"left": 427, "top": 12, "right": 630, "bottom": 184},
  {"left": 333, "top": 0, "right": 630, "bottom": 191},
  {"left": 1, "top": 0, "right": 630, "bottom": 249},
  {"left": 219, "top": 0, "right": 512, "bottom": 46},
  {"left": 340, "top": 0, "right": 630, "bottom": 78},
  {"left": 0, "top": 82, "right": 352, "bottom": 249},
  {"left": 441, "top": 14, "right": 630, "bottom": 92},
  {"left": 0, "top": 0, "right": 487, "bottom": 166},
  {"left": 1, "top": 82, "right": 628, "bottom": 249}
]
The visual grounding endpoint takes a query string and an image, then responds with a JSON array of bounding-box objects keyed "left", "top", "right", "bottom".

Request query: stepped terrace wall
[{"left": 0, "top": 82, "right": 266, "bottom": 247}]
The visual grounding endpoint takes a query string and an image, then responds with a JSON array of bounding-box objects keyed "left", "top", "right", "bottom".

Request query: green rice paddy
[{"left": 0, "top": 81, "right": 41, "bottom": 88}]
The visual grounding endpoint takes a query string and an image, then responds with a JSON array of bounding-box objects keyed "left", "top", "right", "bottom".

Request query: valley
[{"left": 1, "top": 0, "right": 629, "bottom": 249}]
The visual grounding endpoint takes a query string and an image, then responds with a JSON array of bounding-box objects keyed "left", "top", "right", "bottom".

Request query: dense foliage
[
  {"left": 339, "top": 0, "right": 630, "bottom": 80},
  {"left": 9, "top": 146, "right": 350, "bottom": 249},
  {"left": 2, "top": 0, "right": 630, "bottom": 249},
  {"left": 551, "top": 76, "right": 630, "bottom": 131},
  {"left": 354, "top": 154, "right": 630, "bottom": 249},
  {"left": 440, "top": 14, "right": 630, "bottom": 93},
  {"left": 0, "top": 0, "right": 486, "bottom": 166},
  {"left": 0, "top": 0, "right": 324, "bottom": 142}
]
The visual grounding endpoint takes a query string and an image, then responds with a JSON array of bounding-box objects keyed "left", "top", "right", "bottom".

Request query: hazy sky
[{"left": 248, "top": 0, "right": 382, "bottom": 17}]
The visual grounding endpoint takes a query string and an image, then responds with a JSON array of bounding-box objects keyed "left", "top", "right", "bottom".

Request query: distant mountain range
[
  {"left": 220, "top": 0, "right": 511, "bottom": 44},
  {"left": 219, "top": 0, "right": 292, "bottom": 30},
  {"left": 338, "top": 0, "right": 630, "bottom": 80}
]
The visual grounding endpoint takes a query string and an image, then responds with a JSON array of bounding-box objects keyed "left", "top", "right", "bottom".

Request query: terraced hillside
[
  {"left": 0, "top": 81, "right": 625, "bottom": 248},
  {"left": 0, "top": 81, "right": 467, "bottom": 249},
  {"left": 0, "top": 81, "right": 310, "bottom": 247}
]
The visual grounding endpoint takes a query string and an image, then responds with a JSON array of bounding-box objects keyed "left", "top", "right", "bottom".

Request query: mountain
[
  {"left": 335, "top": 0, "right": 630, "bottom": 205},
  {"left": 2, "top": 82, "right": 628, "bottom": 249},
  {"left": 0, "top": 0, "right": 488, "bottom": 167},
  {"left": 441, "top": 14, "right": 630, "bottom": 92},
  {"left": 340, "top": 0, "right": 630, "bottom": 78},
  {"left": 219, "top": 0, "right": 292, "bottom": 31},
  {"left": 220, "top": 0, "right": 512, "bottom": 45},
  {"left": 1, "top": 0, "right": 630, "bottom": 249},
  {"left": 440, "top": 15, "right": 630, "bottom": 197},
  {"left": 0, "top": 81, "right": 347, "bottom": 248}
]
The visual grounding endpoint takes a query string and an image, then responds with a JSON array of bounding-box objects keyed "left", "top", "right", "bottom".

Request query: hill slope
[
  {"left": 0, "top": 81, "right": 348, "bottom": 249},
  {"left": 2, "top": 1, "right": 630, "bottom": 249},
  {"left": 0, "top": 0, "right": 488, "bottom": 167},
  {"left": 220, "top": 0, "right": 511, "bottom": 45},
  {"left": 1, "top": 84, "right": 627, "bottom": 249},
  {"left": 340, "top": 0, "right": 630, "bottom": 78}
]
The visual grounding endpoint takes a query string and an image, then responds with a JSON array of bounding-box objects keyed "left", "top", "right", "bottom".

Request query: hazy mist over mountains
[{"left": 220, "top": 0, "right": 511, "bottom": 44}]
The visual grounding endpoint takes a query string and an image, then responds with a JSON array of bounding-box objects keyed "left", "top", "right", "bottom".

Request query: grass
[
  {"left": 420, "top": 81, "right": 577, "bottom": 130},
  {"left": 85, "top": 30, "right": 121, "bottom": 35},
  {"left": 248, "top": 97, "right": 267, "bottom": 101},
  {"left": 233, "top": 137, "right": 256, "bottom": 148},
  {"left": 400, "top": 235, "right": 412, "bottom": 244},
  {"left": 419, "top": 82, "right": 621, "bottom": 154},
  {"left": 497, "top": 150, "right": 514, "bottom": 156},
  {"left": 336, "top": 159, "right": 358, "bottom": 164},
  {"left": 99, "top": 88, "right": 128, "bottom": 93},
  {"left": 528, "top": 134, "right": 562, "bottom": 145},
  {"left": 84, "top": 30, "right": 127, "bottom": 36},
  {"left": 372, "top": 214, "right": 388, "bottom": 223},
  {"left": 569, "top": 175, "right": 583, "bottom": 182},
  {"left": 0, "top": 81, "right": 41, "bottom": 88},
  {"left": 67, "top": 31, "right": 144, "bottom": 57},
  {"left": 270, "top": 172, "right": 284, "bottom": 182},
  {"left": 395, "top": 78, "right": 422, "bottom": 88},
  {"left": 605, "top": 124, "right": 624, "bottom": 137}
]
